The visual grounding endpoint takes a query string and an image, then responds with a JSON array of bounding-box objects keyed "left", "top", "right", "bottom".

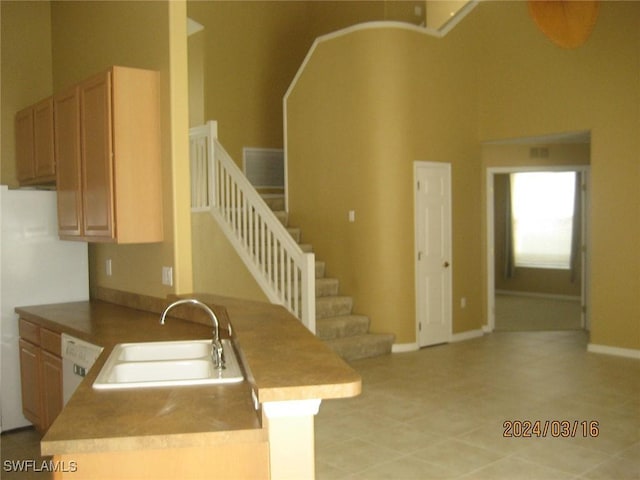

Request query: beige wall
[
  {"left": 186, "top": 1, "right": 315, "bottom": 165},
  {"left": 287, "top": 1, "right": 639, "bottom": 352},
  {"left": 191, "top": 213, "right": 267, "bottom": 302},
  {"left": 287, "top": 25, "right": 481, "bottom": 343},
  {"left": 49, "top": 0, "right": 192, "bottom": 297},
  {"left": 475, "top": 1, "right": 639, "bottom": 350},
  {"left": 1, "top": 1, "right": 53, "bottom": 187},
  {"left": 185, "top": 1, "right": 389, "bottom": 301}
]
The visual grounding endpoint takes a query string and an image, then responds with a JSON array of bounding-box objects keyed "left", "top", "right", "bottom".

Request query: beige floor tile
[
  {"left": 461, "top": 456, "right": 575, "bottom": 479},
  {"left": 512, "top": 439, "right": 612, "bottom": 475},
  {"left": 351, "top": 455, "right": 458, "bottom": 479},
  {"left": 410, "top": 439, "right": 505, "bottom": 477},
  {"left": 317, "top": 438, "right": 404, "bottom": 475},
  {"left": 315, "top": 330, "right": 639, "bottom": 479},
  {"left": 581, "top": 455, "right": 640, "bottom": 479}
]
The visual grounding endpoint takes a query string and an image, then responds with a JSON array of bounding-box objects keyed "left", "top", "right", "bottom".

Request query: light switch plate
[{"left": 162, "top": 266, "right": 173, "bottom": 286}]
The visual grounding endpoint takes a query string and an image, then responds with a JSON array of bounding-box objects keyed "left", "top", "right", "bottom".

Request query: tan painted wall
[
  {"left": 287, "top": 25, "right": 481, "bottom": 344},
  {"left": 186, "top": 1, "right": 315, "bottom": 165},
  {"left": 185, "top": 1, "right": 390, "bottom": 301},
  {"left": 191, "top": 213, "right": 268, "bottom": 302},
  {"left": 287, "top": 1, "right": 639, "bottom": 352},
  {"left": 475, "top": 1, "right": 639, "bottom": 350},
  {"left": 1, "top": 1, "right": 53, "bottom": 187},
  {"left": 50, "top": 0, "right": 192, "bottom": 297}
]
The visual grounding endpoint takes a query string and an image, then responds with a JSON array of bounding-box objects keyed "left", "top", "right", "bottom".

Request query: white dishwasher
[{"left": 61, "top": 334, "right": 103, "bottom": 404}]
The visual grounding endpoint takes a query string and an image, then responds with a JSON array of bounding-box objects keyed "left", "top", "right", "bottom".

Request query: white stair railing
[{"left": 190, "top": 121, "right": 316, "bottom": 333}]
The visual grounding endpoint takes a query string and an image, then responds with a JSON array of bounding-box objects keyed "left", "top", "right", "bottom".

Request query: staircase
[{"left": 263, "top": 195, "right": 395, "bottom": 361}]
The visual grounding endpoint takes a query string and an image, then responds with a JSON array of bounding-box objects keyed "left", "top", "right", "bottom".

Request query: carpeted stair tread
[
  {"left": 274, "top": 210, "right": 288, "bottom": 226},
  {"left": 262, "top": 195, "right": 285, "bottom": 211},
  {"left": 315, "top": 277, "right": 339, "bottom": 297},
  {"left": 287, "top": 227, "right": 301, "bottom": 242},
  {"left": 325, "top": 333, "right": 395, "bottom": 361},
  {"left": 316, "top": 315, "right": 370, "bottom": 340},
  {"left": 316, "top": 296, "right": 353, "bottom": 319}
]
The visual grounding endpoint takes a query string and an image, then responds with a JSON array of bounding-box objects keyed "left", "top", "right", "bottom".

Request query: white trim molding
[
  {"left": 587, "top": 344, "right": 640, "bottom": 360},
  {"left": 262, "top": 399, "right": 322, "bottom": 418},
  {"left": 392, "top": 343, "right": 419, "bottom": 353}
]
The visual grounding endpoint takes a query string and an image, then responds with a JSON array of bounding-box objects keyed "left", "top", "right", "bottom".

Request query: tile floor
[
  {"left": 315, "top": 331, "right": 640, "bottom": 479},
  {"left": 1, "top": 427, "right": 52, "bottom": 480},
  {"left": 2, "top": 331, "right": 638, "bottom": 480}
]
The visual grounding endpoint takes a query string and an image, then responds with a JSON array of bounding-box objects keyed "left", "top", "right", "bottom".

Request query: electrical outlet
[
  {"left": 106, "top": 259, "right": 112, "bottom": 277},
  {"left": 348, "top": 210, "right": 356, "bottom": 223},
  {"left": 461, "top": 297, "right": 467, "bottom": 308},
  {"left": 162, "top": 266, "right": 173, "bottom": 286}
]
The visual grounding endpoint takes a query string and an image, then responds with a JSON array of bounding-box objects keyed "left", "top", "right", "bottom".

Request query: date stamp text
[{"left": 503, "top": 420, "right": 600, "bottom": 438}]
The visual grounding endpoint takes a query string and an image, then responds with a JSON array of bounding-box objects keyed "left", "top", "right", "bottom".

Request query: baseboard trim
[
  {"left": 392, "top": 343, "right": 419, "bottom": 353},
  {"left": 451, "top": 329, "right": 484, "bottom": 342},
  {"left": 587, "top": 343, "right": 640, "bottom": 360}
]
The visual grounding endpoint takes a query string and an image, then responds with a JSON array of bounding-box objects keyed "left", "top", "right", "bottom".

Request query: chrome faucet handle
[{"left": 211, "top": 338, "right": 225, "bottom": 370}]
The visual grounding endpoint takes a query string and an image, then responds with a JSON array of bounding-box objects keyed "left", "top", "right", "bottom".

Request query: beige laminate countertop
[{"left": 15, "top": 294, "right": 361, "bottom": 455}]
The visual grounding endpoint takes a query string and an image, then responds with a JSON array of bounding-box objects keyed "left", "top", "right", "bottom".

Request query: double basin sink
[{"left": 93, "top": 339, "right": 243, "bottom": 390}]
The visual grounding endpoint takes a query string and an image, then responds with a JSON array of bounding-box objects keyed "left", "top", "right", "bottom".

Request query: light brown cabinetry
[
  {"left": 15, "top": 97, "right": 56, "bottom": 186},
  {"left": 55, "top": 66, "right": 163, "bottom": 243},
  {"left": 18, "top": 319, "right": 63, "bottom": 432}
]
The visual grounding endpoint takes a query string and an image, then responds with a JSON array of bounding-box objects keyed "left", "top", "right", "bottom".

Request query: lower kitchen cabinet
[
  {"left": 18, "top": 319, "right": 63, "bottom": 432},
  {"left": 41, "top": 351, "right": 63, "bottom": 430},
  {"left": 18, "top": 338, "right": 42, "bottom": 428}
]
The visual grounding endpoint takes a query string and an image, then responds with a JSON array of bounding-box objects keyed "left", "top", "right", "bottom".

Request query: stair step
[
  {"left": 315, "top": 277, "right": 339, "bottom": 297},
  {"left": 325, "top": 333, "right": 395, "bottom": 361},
  {"left": 316, "top": 315, "right": 370, "bottom": 340},
  {"left": 262, "top": 195, "right": 285, "bottom": 211},
  {"left": 299, "top": 243, "right": 313, "bottom": 253},
  {"left": 274, "top": 211, "right": 288, "bottom": 227},
  {"left": 315, "top": 261, "right": 325, "bottom": 278},
  {"left": 316, "top": 296, "right": 353, "bottom": 319},
  {"left": 287, "top": 227, "right": 301, "bottom": 242}
]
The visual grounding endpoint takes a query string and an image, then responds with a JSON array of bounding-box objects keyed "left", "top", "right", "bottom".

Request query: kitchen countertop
[{"left": 15, "top": 294, "right": 361, "bottom": 455}]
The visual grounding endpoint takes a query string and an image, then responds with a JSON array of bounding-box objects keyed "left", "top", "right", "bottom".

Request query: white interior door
[{"left": 415, "top": 162, "right": 452, "bottom": 347}]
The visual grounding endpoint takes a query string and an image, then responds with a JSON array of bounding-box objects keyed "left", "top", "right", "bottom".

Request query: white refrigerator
[{"left": 0, "top": 186, "right": 89, "bottom": 432}]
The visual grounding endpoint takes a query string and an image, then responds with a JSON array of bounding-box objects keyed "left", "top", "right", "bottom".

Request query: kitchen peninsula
[{"left": 15, "top": 292, "right": 361, "bottom": 479}]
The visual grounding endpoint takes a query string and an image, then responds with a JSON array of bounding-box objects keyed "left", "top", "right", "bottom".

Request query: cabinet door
[
  {"left": 19, "top": 339, "right": 42, "bottom": 430},
  {"left": 55, "top": 87, "right": 83, "bottom": 237},
  {"left": 15, "top": 107, "right": 35, "bottom": 183},
  {"left": 79, "top": 71, "right": 114, "bottom": 240},
  {"left": 33, "top": 97, "right": 56, "bottom": 179},
  {"left": 41, "top": 351, "right": 63, "bottom": 431}
]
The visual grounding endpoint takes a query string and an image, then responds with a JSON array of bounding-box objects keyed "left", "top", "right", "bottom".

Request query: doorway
[{"left": 486, "top": 163, "right": 590, "bottom": 332}]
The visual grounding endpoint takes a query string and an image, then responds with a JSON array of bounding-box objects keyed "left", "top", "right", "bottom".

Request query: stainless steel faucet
[{"left": 160, "top": 298, "right": 225, "bottom": 369}]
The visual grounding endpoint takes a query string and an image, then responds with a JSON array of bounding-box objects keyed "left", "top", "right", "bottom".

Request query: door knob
[{"left": 443, "top": 261, "right": 450, "bottom": 268}]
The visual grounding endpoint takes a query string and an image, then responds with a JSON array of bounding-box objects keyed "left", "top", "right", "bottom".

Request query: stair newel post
[
  {"left": 207, "top": 121, "right": 218, "bottom": 209},
  {"left": 301, "top": 253, "right": 316, "bottom": 334}
]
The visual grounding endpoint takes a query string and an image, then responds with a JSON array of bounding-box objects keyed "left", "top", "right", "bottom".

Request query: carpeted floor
[{"left": 495, "top": 293, "right": 582, "bottom": 331}]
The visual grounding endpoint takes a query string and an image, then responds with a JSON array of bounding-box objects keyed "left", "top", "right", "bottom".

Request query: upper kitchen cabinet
[
  {"left": 56, "top": 66, "right": 163, "bottom": 243},
  {"left": 15, "top": 97, "right": 56, "bottom": 186}
]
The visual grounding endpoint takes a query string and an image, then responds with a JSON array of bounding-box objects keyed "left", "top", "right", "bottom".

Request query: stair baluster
[{"left": 189, "top": 121, "right": 316, "bottom": 333}]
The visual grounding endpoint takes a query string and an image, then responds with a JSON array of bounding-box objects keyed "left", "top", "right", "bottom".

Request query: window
[{"left": 510, "top": 172, "right": 576, "bottom": 269}]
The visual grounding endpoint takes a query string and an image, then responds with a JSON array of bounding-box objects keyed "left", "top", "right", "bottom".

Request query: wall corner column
[{"left": 262, "top": 399, "right": 322, "bottom": 479}]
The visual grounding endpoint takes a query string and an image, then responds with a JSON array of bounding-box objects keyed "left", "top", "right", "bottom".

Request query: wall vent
[
  {"left": 243, "top": 147, "right": 284, "bottom": 189},
  {"left": 529, "top": 147, "right": 550, "bottom": 158}
]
